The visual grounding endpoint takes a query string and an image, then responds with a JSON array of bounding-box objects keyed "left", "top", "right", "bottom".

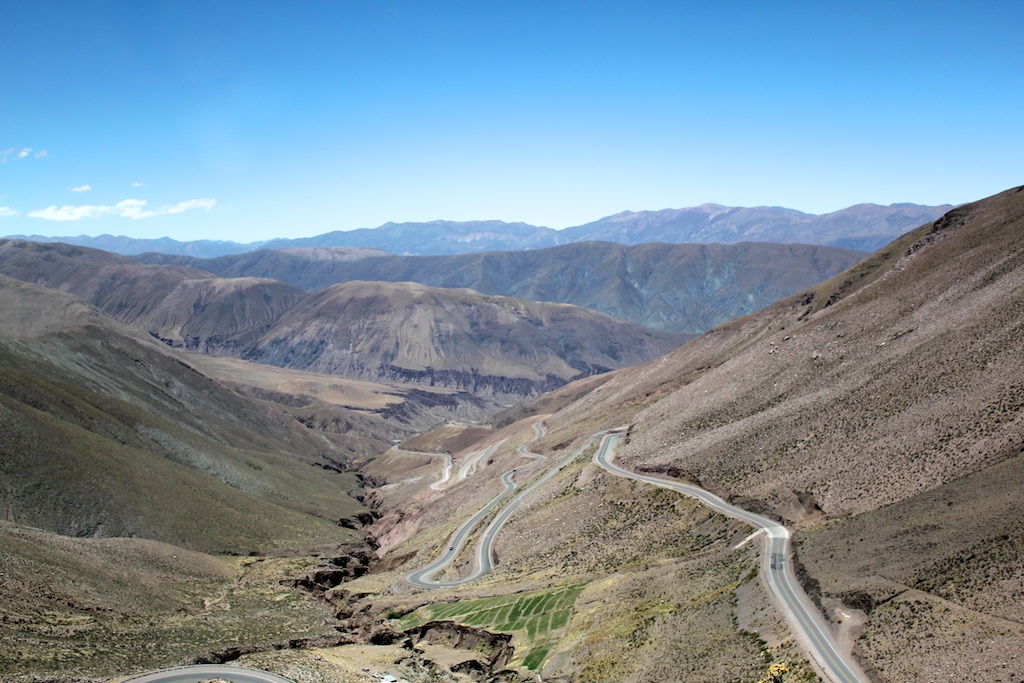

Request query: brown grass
[
  {"left": 0, "top": 523, "right": 347, "bottom": 683},
  {"left": 186, "top": 354, "right": 429, "bottom": 411}
]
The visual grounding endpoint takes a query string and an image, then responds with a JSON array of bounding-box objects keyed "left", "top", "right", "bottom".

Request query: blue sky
[{"left": 2, "top": 0, "right": 1021, "bottom": 242}]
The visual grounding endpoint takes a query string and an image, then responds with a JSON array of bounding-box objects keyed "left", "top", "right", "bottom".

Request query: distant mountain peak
[{"left": 3, "top": 201, "right": 953, "bottom": 258}]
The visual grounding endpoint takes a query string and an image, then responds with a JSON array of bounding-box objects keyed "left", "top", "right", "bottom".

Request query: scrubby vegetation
[{"left": 0, "top": 523, "right": 347, "bottom": 682}]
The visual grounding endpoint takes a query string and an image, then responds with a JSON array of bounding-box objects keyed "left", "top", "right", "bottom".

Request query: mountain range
[
  {"left": 6, "top": 201, "right": 951, "bottom": 258},
  {"left": 0, "top": 240, "right": 690, "bottom": 404},
  {"left": 137, "top": 240, "right": 866, "bottom": 333},
  {"left": 3, "top": 187, "right": 1022, "bottom": 682}
]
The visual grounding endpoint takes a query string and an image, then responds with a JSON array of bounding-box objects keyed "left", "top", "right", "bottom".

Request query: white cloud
[
  {"left": 28, "top": 204, "right": 109, "bottom": 221},
  {"left": 113, "top": 199, "right": 156, "bottom": 219},
  {"left": 71, "top": 184, "right": 92, "bottom": 193},
  {"left": 0, "top": 206, "right": 18, "bottom": 218},
  {"left": 164, "top": 198, "right": 217, "bottom": 214},
  {"left": 28, "top": 198, "right": 217, "bottom": 221},
  {"left": 131, "top": 181, "right": 144, "bottom": 187},
  {"left": 1, "top": 147, "right": 48, "bottom": 162}
]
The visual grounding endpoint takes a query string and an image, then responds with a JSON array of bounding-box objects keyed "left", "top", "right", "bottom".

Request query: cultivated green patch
[{"left": 396, "top": 584, "right": 586, "bottom": 670}]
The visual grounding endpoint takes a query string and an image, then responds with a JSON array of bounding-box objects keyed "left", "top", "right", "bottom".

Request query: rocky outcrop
[
  {"left": 405, "top": 621, "right": 515, "bottom": 672},
  {"left": 281, "top": 549, "right": 376, "bottom": 599},
  {"left": 191, "top": 633, "right": 355, "bottom": 665}
]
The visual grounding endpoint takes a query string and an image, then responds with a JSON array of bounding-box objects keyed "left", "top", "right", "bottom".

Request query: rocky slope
[
  {"left": 136, "top": 240, "right": 867, "bottom": 332},
  {"left": 556, "top": 188, "right": 1024, "bottom": 519},
  {"left": 241, "top": 280, "right": 691, "bottom": 398},
  {"left": 335, "top": 187, "right": 1023, "bottom": 683},
  {"left": 0, "top": 239, "right": 306, "bottom": 349},
  {"left": 504, "top": 186, "right": 1024, "bottom": 680}
]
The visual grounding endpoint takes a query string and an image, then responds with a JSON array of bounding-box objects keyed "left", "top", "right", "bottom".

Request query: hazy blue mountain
[
  {"left": 560, "top": 202, "right": 954, "bottom": 253},
  {"left": 6, "top": 203, "right": 951, "bottom": 257},
  {"left": 3, "top": 233, "right": 266, "bottom": 257},
  {"left": 260, "top": 220, "right": 564, "bottom": 254}
]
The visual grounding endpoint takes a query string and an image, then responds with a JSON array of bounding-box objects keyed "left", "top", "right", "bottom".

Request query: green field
[{"left": 397, "top": 584, "right": 585, "bottom": 670}]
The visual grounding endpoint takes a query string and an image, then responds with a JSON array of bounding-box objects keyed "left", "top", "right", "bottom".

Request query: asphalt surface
[
  {"left": 406, "top": 468, "right": 518, "bottom": 586},
  {"left": 430, "top": 452, "right": 453, "bottom": 490},
  {"left": 592, "top": 433, "right": 868, "bottom": 683},
  {"left": 126, "top": 424, "right": 864, "bottom": 682},
  {"left": 457, "top": 439, "right": 506, "bottom": 480},
  {"left": 517, "top": 421, "right": 547, "bottom": 460},
  {"left": 118, "top": 664, "right": 297, "bottom": 683},
  {"left": 406, "top": 424, "right": 600, "bottom": 588}
]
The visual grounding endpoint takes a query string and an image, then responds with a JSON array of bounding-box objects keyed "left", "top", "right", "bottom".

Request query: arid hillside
[
  {"left": 137, "top": 239, "right": 867, "bottom": 332},
  {"left": 518, "top": 185, "right": 1024, "bottom": 680},
  {"left": 0, "top": 275, "right": 376, "bottom": 552},
  {"left": 328, "top": 187, "right": 1024, "bottom": 683},
  {"left": 0, "top": 240, "right": 689, "bottom": 404},
  {"left": 1, "top": 275, "right": 523, "bottom": 682},
  {"left": 553, "top": 186, "right": 1024, "bottom": 518},
  {"left": 244, "top": 280, "right": 690, "bottom": 398},
  {"left": 0, "top": 239, "right": 307, "bottom": 347}
]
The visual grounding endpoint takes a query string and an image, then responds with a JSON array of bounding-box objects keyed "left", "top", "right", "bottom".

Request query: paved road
[
  {"left": 429, "top": 452, "right": 453, "bottom": 490},
  {"left": 385, "top": 446, "right": 452, "bottom": 490},
  {"left": 517, "top": 421, "right": 547, "bottom": 460},
  {"left": 406, "top": 423, "right": 601, "bottom": 588},
  {"left": 406, "top": 468, "right": 519, "bottom": 586},
  {"left": 592, "top": 433, "right": 867, "bottom": 683},
  {"left": 470, "top": 430, "right": 604, "bottom": 578},
  {"left": 118, "top": 664, "right": 297, "bottom": 683},
  {"left": 456, "top": 439, "right": 507, "bottom": 480}
]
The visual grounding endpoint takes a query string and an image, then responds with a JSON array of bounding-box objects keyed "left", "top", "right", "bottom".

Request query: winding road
[
  {"left": 126, "top": 422, "right": 865, "bottom": 683},
  {"left": 429, "top": 452, "right": 453, "bottom": 490},
  {"left": 118, "top": 664, "right": 297, "bottom": 683},
  {"left": 516, "top": 421, "right": 547, "bottom": 460},
  {"left": 592, "top": 433, "right": 867, "bottom": 683},
  {"left": 386, "top": 446, "right": 453, "bottom": 490},
  {"left": 457, "top": 439, "right": 506, "bottom": 480},
  {"left": 405, "top": 424, "right": 599, "bottom": 587},
  {"left": 406, "top": 468, "right": 520, "bottom": 586}
]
